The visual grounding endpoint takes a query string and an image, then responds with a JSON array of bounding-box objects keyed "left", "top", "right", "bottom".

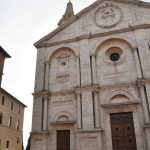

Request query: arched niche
[
  {"left": 49, "top": 47, "right": 76, "bottom": 62},
  {"left": 48, "top": 47, "right": 77, "bottom": 91},
  {"left": 51, "top": 111, "right": 75, "bottom": 124},
  {"left": 95, "top": 38, "right": 137, "bottom": 86},
  {"left": 110, "top": 94, "right": 129, "bottom": 104},
  {"left": 104, "top": 90, "right": 135, "bottom": 104},
  {"left": 95, "top": 38, "right": 133, "bottom": 55}
]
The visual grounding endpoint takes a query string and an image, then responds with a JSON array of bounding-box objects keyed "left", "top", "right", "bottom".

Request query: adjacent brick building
[{"left": 0, "top": 46, "right": 26, "bottom": 150}]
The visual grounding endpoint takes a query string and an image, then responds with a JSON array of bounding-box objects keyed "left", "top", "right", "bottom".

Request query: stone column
[
  {"left": 43, "top": 97, "right": 48, "bottom": 131},
  {"left": 76, "top": 93, "right": 82, "bottom": 128},
  {"left": 44, "top": 62, "right": 50, "bottom": 90},
  {"left": 32, "top": 97, "right": 43, "bottom": 131},
  {"left": 76, "top": 56, "right": 80, "bottom": 87},
  {"left": 145, "top": 84, "right": 150, "bottom": 115},
  {"left": 91, "top": 54, "right": 97, "bottom": 84},
  {"left": 94, "top": 92, "right": 100, "bottom": 128},
  {"left": 140, "top": 87, "right": 150, "bottom": 123},
  {"left": 145, "top": 127, "right": 150, "bottom": 150},
  {"left": 82, "top": 91, "right": 94, "bottom": 129},
  {"left": 133, "top": 47, "right": 142, "bottom": 78}
]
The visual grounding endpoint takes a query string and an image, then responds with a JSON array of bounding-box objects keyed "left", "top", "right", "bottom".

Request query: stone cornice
[
  {"left": 33, "top": 82, "right": 138, "bottom": 97},
  {"left": 137, "top": 78, "right": 150, "bottom": 87},
  {"left": 34, "top": 0, "right": 150, "bottom": 48},
  {"left": 35, "top": 24, "right": 150, "bottom": 48},
  {"left": 75, "top": 128, "right": 103, "bottom": 133},
  {"left": 101, "top": 101, "right": 139, "bottom": 109},
  {"left": 143, "top": 123, "right": 150, "bottom": 129},
  {"left": 50, "top": 90, "right": 75, "bottom": 96},
  {"left": 50, "top": 121, "right": 76, "bottom": 125},
  {"left": 31, "top": 131, "right": 50, "bottom": 135},
  {"left": 33, "top": 90, "right": 75, "bottom": 97},
  {"left": 99, "top": 82, "right": 137, "bottom": 90},
  {"left": 75, "top": 84, "right": 99, "bottom": 94},
  {"left": 33, "top": 90, "right": 50, "bottom": 97}
]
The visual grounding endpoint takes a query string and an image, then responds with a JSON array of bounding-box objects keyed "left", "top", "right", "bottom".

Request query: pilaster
[
  {"left": 133, "top": 47, "right": 143, "bottom": 78},
  {"left": 93, "top": 91, "right": 100, "bottom": 128},
  {"left": 44, "top": 62, "right": 50, "bottom": 90},
  {"left": 76, "top": 92, "right": 82, "bottom": 129},
  {"left": 137, "top": 79, "right": 150, "bottom": 123},
  {"left": 76, "top": 56, "right": 80, "bottom": 87},
  {"left": 75, "top": 85, "right": 99, "bottom": 130},
  {"left": 91, "top": 54, "right": 97, "bottom": 84}
]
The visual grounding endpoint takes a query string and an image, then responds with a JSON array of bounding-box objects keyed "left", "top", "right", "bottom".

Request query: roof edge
[
  {"left": 0, "top": 46, "right": 11, "bottom": 58},
  {"left": 0, "top": 88, "right": 27, "bottom": 107}
]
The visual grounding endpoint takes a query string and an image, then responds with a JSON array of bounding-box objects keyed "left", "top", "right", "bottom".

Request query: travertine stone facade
[
  {"left": 0, "top": 46, "right": 26, "bottom": 150},
  {"left": 31, "top": 0, "right": 150, "bottom": 150}
]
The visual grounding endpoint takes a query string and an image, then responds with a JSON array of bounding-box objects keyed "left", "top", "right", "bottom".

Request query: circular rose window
[
  {"left": 110, "top": 53, "right": 120, "bottom": 62},
  {"left": 105, "top": 47, "right": 124, "bottom": 64}
]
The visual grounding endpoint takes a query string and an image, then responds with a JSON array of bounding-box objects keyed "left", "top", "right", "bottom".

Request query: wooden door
[
  {"left": 57, "top": 130, "right": 70, "bottom": 150},
  {"left": 110, "top": 112, "right": 137, "bottom": 150}
]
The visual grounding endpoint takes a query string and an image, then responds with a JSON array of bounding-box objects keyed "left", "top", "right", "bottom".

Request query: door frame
[
  {"left": 51, "top": 124, "right": 75, "bottom": 150},
  {"left": 102, "top": 103, "right": 144, "bottom": 150}
]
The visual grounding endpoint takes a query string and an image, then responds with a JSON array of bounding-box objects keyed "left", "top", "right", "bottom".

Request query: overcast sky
[{"left": 0, "top": 0, "right": 150, "bottom": 148}]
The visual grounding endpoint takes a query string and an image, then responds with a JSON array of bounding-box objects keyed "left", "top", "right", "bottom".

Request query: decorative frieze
[
  {"left": 52, "top": 99, "right": 73, "bottom": 106},
  {"left": 75, "top": 85, "right": 99, "bottom": 94}
]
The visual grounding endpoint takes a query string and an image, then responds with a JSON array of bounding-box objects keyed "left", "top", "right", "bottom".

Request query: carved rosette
[{"left": 95, "top": 3, "right": 123, "bottom": 28}]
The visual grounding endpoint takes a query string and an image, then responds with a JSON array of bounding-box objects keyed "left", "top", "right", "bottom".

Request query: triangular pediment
[{"left": 34, "top": 0, "right": 150, "bottom": 48}]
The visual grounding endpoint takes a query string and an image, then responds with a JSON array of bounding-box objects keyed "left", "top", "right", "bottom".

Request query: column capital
[
  {"left": 137, "top": 78, "right": 150, "bottom": 87},
  {"left": 132, "top": 47, "right": 138, "bottom": 51},
  {"left": 32, "top": 90, "right": 50, "bottom": 97},
  {"left": 90, "top": 53, "right": 96, "bottom": 57},
  {"left": 45, "top": 61, "right": 51, "bottom": 65}
]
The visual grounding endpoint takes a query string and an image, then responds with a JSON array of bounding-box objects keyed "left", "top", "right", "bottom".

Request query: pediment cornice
[{"left": 34, "top": 0, "right": 150, "bottom": 48}]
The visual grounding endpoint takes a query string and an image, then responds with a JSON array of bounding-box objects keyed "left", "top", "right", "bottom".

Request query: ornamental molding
[
  {"left": 99, "top": 82, "right": 136, "bottom": 90},
  {"left": 94, "top": 3, "right": 123, "bottom": 28},
  {"left": 35, "top": 24, "right": 150, "bottom": 48},
  {"left": 34, "top": 0, "right": 150, "bottom": 48},
  {"left": 101, "top": 101, "right": 139, "bottom": 109},
  {"left": 33, "top": 90, "right": 50, "bottom": 97},
  {"left": 75, "top": 129, "right": 103, "bottom": 133},
  {"left": 75, "top": 84, "right": 99, "bottom": 94},
  {"left": 50, "top": 90, "right": 75, "bottom": 96},
  {"left": 137, "top": 78, "right": 150, "bottom": 87}
]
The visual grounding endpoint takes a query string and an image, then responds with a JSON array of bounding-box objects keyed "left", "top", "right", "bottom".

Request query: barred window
[{"left": 0, "top": 113, "right": 2, "bottom": 124}]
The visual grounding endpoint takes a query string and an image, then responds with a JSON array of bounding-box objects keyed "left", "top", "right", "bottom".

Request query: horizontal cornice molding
[
  {"left": 35, "top": 24, "right": 150, "bottom": 48},
  {"left": 101, "top": 101, "right": 140, "bottom": 109},
  {"left": 137, "top": 78, "right": 150, "bottom": 87},
  {"left": 34, "top": 0, "right": 150, "bottom": 47}
]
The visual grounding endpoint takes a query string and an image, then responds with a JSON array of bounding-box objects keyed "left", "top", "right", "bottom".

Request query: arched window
[
  {"left": 8, "top": 116, "right": 12, "bottom": 127},
  {"left": 10, "top": 102, "right": 13, "bottom": 110},
  {"left": 17, "top": 137, "right": 20, "bottom": 144},
  {"left": 16, "top": 120, "right": 19, "bottom": 130},
  {"left": 1, "top": 96, "right": 5, "bottom": 105},
  {"left": 18, "top": 105, "right": 20, "bottom": 114},
  {"left": 6, "top": 140, "right": 9, "bottom": 148}
]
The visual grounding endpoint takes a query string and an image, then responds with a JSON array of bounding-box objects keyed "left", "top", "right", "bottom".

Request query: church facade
[{"left": 31, "top": 0, "right": 150, "bottom": 150}]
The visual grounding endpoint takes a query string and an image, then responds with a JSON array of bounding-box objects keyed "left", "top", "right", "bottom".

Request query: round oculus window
[{"left": 110, "top": 53, "right": 120, "bottom": 62}]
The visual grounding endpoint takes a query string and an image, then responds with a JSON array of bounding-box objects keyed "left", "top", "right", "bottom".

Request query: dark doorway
[
  {"left": 57, "top": 130, "right": 70, "bottom": 150},
  {"left": 110, "top": 112, "right": 137, "bottom": 150}
]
